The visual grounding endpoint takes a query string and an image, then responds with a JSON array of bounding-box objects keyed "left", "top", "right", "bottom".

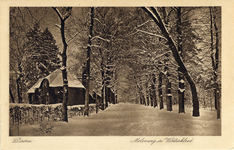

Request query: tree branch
[
  {"left": 52, "top": 7, "right": 62, "bottom": 20},
  {"left": 136, "top": 29, "right": 168, "bottom": 41},
  {"left": 63, "top": 7, "right": 72, "bottom": 20},
  {"left": 25, "top": 7, "right": 39, "bottom": 23},
  {"left": 135, "top": 19, "right": 154, "bottom": 29},
  {"left": 141, "top": 7, "right": 160, "bottom": 26},
  {"left": 91, "top": 36, "right": 110, "bottom": 42},
  {"left": 67, "top": 29, "right": 84, "bottom": 44},
  {"left": 55, "top": 24, "right": 61, "bottom": 29}
]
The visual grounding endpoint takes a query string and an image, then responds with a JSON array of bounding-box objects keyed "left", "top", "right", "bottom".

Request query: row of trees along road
[{"left": 9, "top": 7, "right": 221, "bottom": 122}]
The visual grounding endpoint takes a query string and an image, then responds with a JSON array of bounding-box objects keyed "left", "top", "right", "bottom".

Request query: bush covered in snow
[{"left": 67, "top": 104, "right": 97, "bottom": 118}]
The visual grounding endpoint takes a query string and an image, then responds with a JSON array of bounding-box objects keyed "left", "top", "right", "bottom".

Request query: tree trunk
[
  {"left": 145, "top": 89, "right": 149, "bottom": 106},
  {"left": 214, "top": 84, "right": 218, "bottom": 110},
  {"left": 150, "top": 89, "right": 153, "bottom": 106},
  {"left": 110, "top": 90, "right": 113, "bottom": 104},
  {"left": 95, "top": 93, "right": 98, "bottom": 113},
  {"left": 16, "top": 62, "right": 24, "bottom": 103},
  {"left": 53, "top": 7, "right": 72, "bottom": 122},
  {"left": 115, "top": 94, "right": 117, "bottom": 104},
  {"left": 213, "top": 7, "right": 221, "bottom": 118},
  {"left": 161, "top": 7, "right": 172, "bottom": 111},
  {"left": 142, "top": 93, "right": 146, "bottom": 105},
  {"left": 164, "top": 58, "right": 172, "bottom": 111},
  {"left": 209, "top": 7, "right": 217, "bottom": 110},
  {"left": 10, "top": 87, "right": 15, "bottom": 103},
  {"left": 139, "top": 93, "right": 142, "bottom": 104},
  {"left": 139, "top": 86, "right": 145, "bottom": 105},
  {"left": 137, "top": 83, "right": 143, "bottom": 105},
  {"left": 166, "top": 79, "right": 172, "bottom": 111},
  {"left": 60, "top": 21, "right": 69, "bottom": 122},
  {"left": 159, "top": 72, "right": 164, "bottom": 109},
  {"left": 146, "top": 85, "right": 150, "bottom": 106},
  {"left": 152, "top": 74, "right": 157, "bottom": 108},
  {"left": 147, "top": 94, "right": 149, "bottom": 107},
  {"left": 143, "top": 7, "right": 200, "bottom": 116},
  {"left": 16, "top": 77, "right": 22, "bottom": 103},
  {"left": 210, "top": 89, "right": 212, "bottom": 110},
  {"left": 98, "top": 39, "right": 106, "bottom": 110},
  {"left": 166, "top": 71, "right": 172, "bottom": 111},
  {"left": 113, "top": 92, "right": 115, "bottom": 104},
  {"left": 152, "top": 87, "right": 157, "bottom": 107},
  {"left": 84, "top": 7, "right": 94, "bottom": 116},
  {"left": 178, "top": 69, "right": 185, "bottom": 113},
  {"left": 217, "top": 91, "right": 220, "bottom": 119},
  {"left": 176, "top": 7, "right": 185, "bottom": 113},
  {"left": 104, "top": 50, "right": 111, "bottom": 108},
  {"left": 105, "top": 87, "right": 109, "bottom": 108},
  {"left": 62, "top": 81, "right": 68, "bottom": 121},
  {"left": 101, "top": 67, "right": 106, "bottom": 109},
  {"left": 102, "top": 85, "right": 106, "bottom": 109},
  {"left": 114, "top": 71, "right": 118, "bottom": 104}
]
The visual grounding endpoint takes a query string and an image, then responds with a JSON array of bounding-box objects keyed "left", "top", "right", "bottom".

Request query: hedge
[{"left": 9, "top": 103, "right": 97, "bottom": 126}]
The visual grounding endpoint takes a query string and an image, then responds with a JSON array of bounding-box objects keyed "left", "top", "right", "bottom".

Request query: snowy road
[{"left": 11, "top": 102, "right": 221, "bottom": 136}]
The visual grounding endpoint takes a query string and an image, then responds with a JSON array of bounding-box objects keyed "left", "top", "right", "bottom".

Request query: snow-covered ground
[{"left": 10, "top": 102, "right": 221, "bottom": 136}]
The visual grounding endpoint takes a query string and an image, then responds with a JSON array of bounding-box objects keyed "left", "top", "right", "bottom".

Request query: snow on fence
[{"left": 9, "top": 103, "right": 97, "bottom": 126}]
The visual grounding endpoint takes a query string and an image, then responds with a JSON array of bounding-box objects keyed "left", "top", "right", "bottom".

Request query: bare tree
[
  {"left": 52, "top": 7, "right": 72, "bottom": 122},
  {"left": 176, "top": 7, "right": 186, "bottom": 113},
  {"left": 209, "top": 7, "right": 221, "bottom": 119},
  {"left": 84, "top": 7, "right": 94, "bottom": 116}
]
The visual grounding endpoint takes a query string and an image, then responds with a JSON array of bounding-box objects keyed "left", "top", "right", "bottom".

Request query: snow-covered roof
[
  {"left": 27, "top": 78, "right": 44, "bottom": 93},
  {"left": 96, "top": 92, "right": 101, "bottom": 97},
  {"left": 45, "top": 69, "right": 84, "bottom": 88},
  {"left": 27, "top": 69, "right": 85, "bottom": 93}
]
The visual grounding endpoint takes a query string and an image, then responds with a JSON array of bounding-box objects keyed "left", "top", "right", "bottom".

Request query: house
[
  {"left": 27, "top": 69, "right": 86, "bottom": 106},
  {"left": 27, "top": 68, "right": 103, "bottom": 106}
]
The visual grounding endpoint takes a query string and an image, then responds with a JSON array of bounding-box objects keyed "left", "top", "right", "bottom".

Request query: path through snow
[{"left": 10, "top": 103, "right": 221, "bottom": 136}]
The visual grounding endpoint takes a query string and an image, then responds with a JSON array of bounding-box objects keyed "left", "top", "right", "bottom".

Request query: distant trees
[{"left": 91, "top": 7, "right": 133, "bottom": 109}]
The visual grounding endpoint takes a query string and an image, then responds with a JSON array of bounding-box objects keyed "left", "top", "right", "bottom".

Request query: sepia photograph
[
  {"left": 1, "top": 1, "right": 234, "bottom": 150},
  {"left": 9, "top": 6, "right": 221, "bottom": 136}
]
